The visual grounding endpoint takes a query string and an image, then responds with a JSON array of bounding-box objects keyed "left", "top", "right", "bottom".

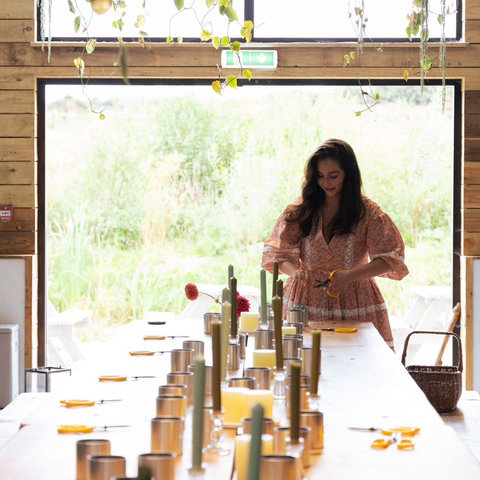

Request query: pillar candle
[
  {"left": 222, "top": 387, "right": 250, "bottom": 424},
  {"left": 192, "top": 355, "right": 205, "bottom": 469},
  {"left": 230, "top": 276, "right": 238, "bottom": 338},
  {"left": 252, "top": 349, "right": 276, "bottom": 375},
  {"left": 272, "top": 261, "right": 279, "bottom": 300},
  {"left": 282, "top": 326, "right": 296, "bottom": 335},
  {"left": 222, "top": 287, "right": 230, "bottom": 304},
  {"left": 221, "top": 296, "right": 231, "bottom": 382},
  {"left": 290, "top": 362, "right": 301, "bottom": 442},
  {"left": 272, "top": 297, "right": 284, "bottom": 369},
  {"left": 211, "top": 322, "right": 221, "bottom": 412},
  {"left": 235, "top": 434, "right": 274, "bottom": 480},
  {"left": 242, "top": 389, "right": 274, "bottom": 419},
  {"left": 247, "top": 404, "right": 264, "bottom": 480},
  {"left": 260, "top": 269, "right": 267, "bottom": 325},
  {"left": 310, "top": 330, "right": 321, "bottom": 395},
  {"left": 240, "top": 312, "right": 259, "bottom": 332}
]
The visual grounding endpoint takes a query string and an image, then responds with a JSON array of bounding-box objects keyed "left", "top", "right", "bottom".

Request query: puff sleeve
[
  {"left": 366, "top": 202, "right": 409, "bottom": 281},
  {"left": 261, "top": 208, "right": 302, "bottom": 274}
]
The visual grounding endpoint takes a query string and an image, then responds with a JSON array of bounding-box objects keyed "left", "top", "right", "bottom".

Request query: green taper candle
[
  {"left": 220, "top": 292, "right": 230, "bottom": 382},
  {"left": 228, "top": 264, "right": 234, "bottom": 298},
  {"left": 272, "top": 261, "right": 279, "bottom": 300},
  {"left": 192, "top": 355, "right": 206, "bottom": 469},
  {"left": 212, "top": 322, "right": 222, "bottom": 412},
  {"left": 290, "top": 361, "right": 301, "bottom": 442},
  {"left": 276, "top": 278, "right": 284, "bottom": 305},
  {"left": 230, "top": 276, "right": 238, "bottom": 338},
  {"left": 247, "top": 404, "right": 264, "bottom": 480},
  {"left": 260, "top": 269, "right": 267, "bottom": 326},
  {"left": 310, "top": 330, "right": 321, "bottom": 395},
  {"left": 272, "top": 297, "right": 283, "bottom": 369}
]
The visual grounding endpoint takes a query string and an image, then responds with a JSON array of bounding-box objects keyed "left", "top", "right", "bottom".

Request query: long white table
[{"left": 1, "top": 318, "right": 479, "bottom": 479}]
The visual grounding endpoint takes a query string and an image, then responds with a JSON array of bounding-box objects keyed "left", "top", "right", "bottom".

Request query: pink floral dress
[{"left": 261, "top": 197, "right": 409, "bottom": 348}]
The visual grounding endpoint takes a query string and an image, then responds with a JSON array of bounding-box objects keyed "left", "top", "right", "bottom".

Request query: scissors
[
  {"left": 349, "top": 426, "right": 420, "bottom": 437},
  {"left": 314, "top": 269, "right": 344, "bottom": 297},
  {"left": 98, "top": 375, "right": 156, "bottom": 382},
  {"left": 59, "top": 399, "right": 122, "bottom": 407},
  {"left": 143, "top": 335, "right": 189, "bottom": 340},
  {"left": 371, "top": 432, "right": 415, "bottom": 450},
  {"left": 320, "top": 328, "right": 358, "bottom": 333},
  {"left": 58, "top": 424, "right": 131, "bottom": 434},
  {"left": 129, "top": 350, "right": 171, "bottom": 356}
]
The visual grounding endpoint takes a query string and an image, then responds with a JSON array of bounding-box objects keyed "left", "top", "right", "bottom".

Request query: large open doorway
[{"left": 38, "top": 79, "right": 460, "bottom": 365}]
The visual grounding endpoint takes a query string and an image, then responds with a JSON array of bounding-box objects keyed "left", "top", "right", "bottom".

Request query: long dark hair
[{"left": 286, "top": 139, "right": 365, "bottom": 237}]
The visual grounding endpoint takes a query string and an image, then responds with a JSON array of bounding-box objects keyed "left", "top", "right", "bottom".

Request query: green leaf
[
  {"left": 437, "top": 14, "right": 443, "bottom": 24},
  {"left": 174, "top": 0, "right": 184, "bottom": 10},
  {"left": 201, "top": 30, "right": 212, "bottom": 42},
  {"left": 73, "top": 57, "right": 85, "bottom": 78},
  {"left": 120, "top": 43, "right": 131, "bottom": 86},
  {"left": 112, "top": 20, "right": 117, "bottom": 29},
  {"left": 99, "top": 113, "right": 106, "bottom": 120},
  {"left": 86, "top": 38, "right": 96, "bottom": 54},
  {"left": 118, "top": 18, "right": 124, "bottom": 31},
  {"left": 404, "top": 69, "right": 409, "bottom": 82},
  {"left": 137, "top": 15, "right": 146, "bottom": 27},
  {"left": 356, "top": 111, "right": 362, "bottom": 116},
  {"left": 414, "top": 0, "right": 421, "bottom": 7},
  {"left": 227, "top": 75, "right": 237, "bottom": 89},
  {"left": 350, "top": 51, "right": 355, "bottom": 59},
  {"left": 245, "top": 32, "right": 252, "bottom": 43},
  {"left": 119, "top": 0, "right": 126, "bottom": 7},
  {"left": 178, "top": 37, "right": 183, "bottom": 44},
  {"left": 206, "top": 0, "right": 215, "bottom": 7},
  {"left": 375, "top": 93, "right": 381, "bottom": 100},
  {"left": 413, "top": 24, "right": 419, "bottom": 36},
  {"left": 244, "top": 20, "right": 253, "bottom": 30},
  {"left": 167, "top": 36, "right": 173, "bottom": 43},
  {"left": 221, "top": 36, "right": 230, "bottom": 47},
  {"left": 74, "top": 16, "right": 81, "bottom": 33},
  {"left": 230, "top": 41, "right": 241, "bottom": 52},
  {"left": 343, "top": 54, "right": 350, "bottom": 67},
  {"left": 225, "top": 7, "right": 238, "bottom": 21},
  {"left": 244, "top": 69, "right": 252, "bottom": 80},
  {"left": 68, "top": 0, "right": 76, "bottom": 14},
  {"left": 138, "top": 37, "right": 145, "bottom": 47},
  {"left": 406, "top": 25, "right": 412, "bottom": 40},
  {"left": 139, "top": 30, "right": 148, "bottom": 37},
  {"left": 212, "top": 36, "right": 221, "bottom": 49},
  {"left": 212, "top": 80, "right": 222, "bottom": 95}
]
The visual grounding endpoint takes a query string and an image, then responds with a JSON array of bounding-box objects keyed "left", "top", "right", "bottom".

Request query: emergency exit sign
[{"left": 221, "top": 50, "right": 277, "bottom": 69}]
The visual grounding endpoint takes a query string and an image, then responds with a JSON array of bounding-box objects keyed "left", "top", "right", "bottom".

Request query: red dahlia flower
[{"left": 237, "top": 293, "right": 250, "bottom": 317}]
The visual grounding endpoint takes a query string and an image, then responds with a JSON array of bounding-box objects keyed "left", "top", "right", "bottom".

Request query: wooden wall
[{"left": 0, "top": 0, "right": 479, "bottom": 383}]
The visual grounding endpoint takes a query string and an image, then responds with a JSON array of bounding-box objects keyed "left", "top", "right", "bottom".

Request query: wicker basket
[{"left": 401, "top": 331, "right": 463, "bottom": 413}]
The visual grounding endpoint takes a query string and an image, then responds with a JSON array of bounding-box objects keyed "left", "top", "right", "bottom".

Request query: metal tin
[
  {"left": 76, "top": 439, "right": 111, "bottom": 480},
  {"left": 298, "top": 347, "right": 312, "bottom": 375},
  {"left": 244, "top": 367, "right": 271, "bottom": 390},
  {"left": 258, "top": 305, "right": 274, "bottom": 317},
  {"left": 187, "top": 364, "right": 213, "bottom": 397},
  {"left": 300, "top": 410, "right": 324, "bottom": 452},
  {"left": 258, "top": 316, "right": 276, "bottom": 330},
  {"left": 227, "top": 343, "right": 241, "bottom": 370},
  {"left": 158, "top": 384, "right": 187, "bottom": 397},
  {"left": 283, "top": 337, "right": 301, "bottom": 358},
  {"left": 283, "top": 358, "right": 302, "bottom": 376},
  {"left": 182, "top": 340, "right": 205, "bottom": 360},
  {"left": 285, "top": 385, "right": 310, "bottom": 417},
  {"left": 151, "top": 417, "right": 185, "bottom": 455},
  {"left": 227, "top": 376, "right": 254, "bottom": 389},
  {"left": 287, "top": 309, "right": 302, "bottom": 324},
  {"left": 170, "top": 348, "right": 195, "bottom": 373},
  {"left": 241, "top": 417, "right": 275, "bottom": 435},
  {"left": 287, "top": 322, "right": 304, "bottom": 335},
  {"left": 138, "top": 453, "right": 176, "bottom": 480},
  {"left": 203, "top": 312, "right": 220, "bottom": 334},
  {"left": 86, "top": 455, "right": 126, "bottom": 480},
  {"left": 156, "top": 395, "right": 186, "bottom": 419},
  {"left": 285, "top": 374, "right": 310, "bottom": 388},
  {"left": 166, "top": 372, "right": 194, "bottom": 405},
  {"left": 254, "top": 329, "right": 275, "bottom": 350},
  {"left": 259, "top": 455, "right": 298, "bottom": 480},
  {"left": 273, "top": 426, "right": 311, "bottom": 468}
]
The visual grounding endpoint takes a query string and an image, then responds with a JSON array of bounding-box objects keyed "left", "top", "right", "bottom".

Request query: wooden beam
[
  {"left": 0, "top": 232, "right": 36, "bottom": 254},
  {"left": 460, "top": 255, "right": 474, "bottom": 390},
  {"left": 0, "top": 185, "right": 35, "bottom": 207},
  {"left": 465, "top": 91, "right": 480, "bottom": 114},
  {"left": 0, "top": 90, "right": 35, "bottom": 113},
  {"left": 464, "top": 162, "right": 480, "bottom": 184},
  {"left": 0, "top": 114, "right": 35, "bottom": 137},
  {"left": 463, "top": 208, "right": 480, "bottom": 231},
  {"left": 466, "top": 20, "right": 480, "bottom": 43},
  {"left": 0, "top": 138, "right": 35, "bottom": 160},
  {"left": 0, "top": 161, "right": 35, "bottom": 184},
  {"left": 0, "top": 69, "right": 34, "bottom": 89},
  {"left": 465, "top": 114, "right": 480, "bottom": 137},
  {"left": 0, "top": 1, "right": 35, "bottom": 20},
  {"left": 466, "top": 3, "right": 480, "bottom": 21},
  {"left": 0, "top": 20, "right": 34, "bottom": 43}
]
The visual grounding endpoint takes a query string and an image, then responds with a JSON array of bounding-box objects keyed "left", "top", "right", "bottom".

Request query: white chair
[{"left": 47, "top": 300, "right": 91, "bottom": 367}]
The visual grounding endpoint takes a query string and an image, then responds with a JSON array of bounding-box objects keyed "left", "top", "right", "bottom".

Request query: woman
[{"left": 261, "top": 139, "right": 408, "bottom": 348}]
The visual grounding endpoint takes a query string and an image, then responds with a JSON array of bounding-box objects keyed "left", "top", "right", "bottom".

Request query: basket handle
[{"left": 401, "top": 330, "right": 463, "bottom": 372}]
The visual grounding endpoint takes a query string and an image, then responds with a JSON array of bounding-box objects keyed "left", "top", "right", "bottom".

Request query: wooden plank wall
[{"left": 0, "top": 0, "right": 480, "bottom": 380}]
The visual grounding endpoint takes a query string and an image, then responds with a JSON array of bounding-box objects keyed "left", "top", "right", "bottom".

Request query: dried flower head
[
  {"left": 237, "top": 293, "right": 250, "bottom": 317},
  {"left": 185, "top": 283, "right": 199, "bottom": 301}
]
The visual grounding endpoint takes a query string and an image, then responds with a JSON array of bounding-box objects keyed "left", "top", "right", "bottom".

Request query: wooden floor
[{"left": 1, "top": 319, "right": 480, "bottom": 479}]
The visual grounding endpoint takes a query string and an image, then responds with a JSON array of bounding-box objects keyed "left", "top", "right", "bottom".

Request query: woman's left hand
[{"left": 328, "top": 270, "right": 354, "bottom": 297}]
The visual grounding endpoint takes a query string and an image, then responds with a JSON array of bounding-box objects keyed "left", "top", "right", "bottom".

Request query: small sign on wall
[{"left": 0, "top": 206, "right": 13, "bottom": 222}]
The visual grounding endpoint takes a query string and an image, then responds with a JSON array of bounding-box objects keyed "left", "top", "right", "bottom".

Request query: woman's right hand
[{"left": 290, "top": 269, "right": 310, "bottom": 281}]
